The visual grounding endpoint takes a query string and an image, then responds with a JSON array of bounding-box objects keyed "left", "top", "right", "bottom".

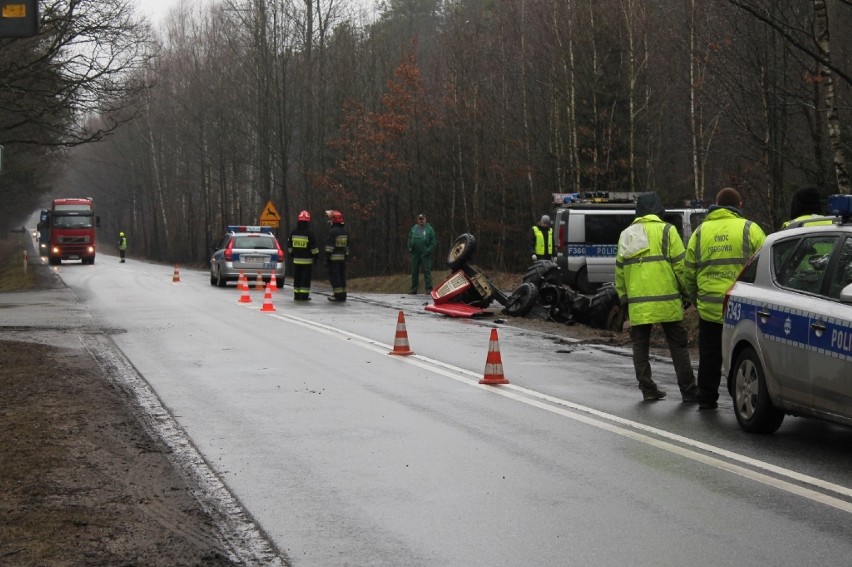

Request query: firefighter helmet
[
  {"left": 297, "top": 210, "right": 311, "bottom": 222},
  {"left": 326, "top": 210, "right": 344, "bottom": 224}
]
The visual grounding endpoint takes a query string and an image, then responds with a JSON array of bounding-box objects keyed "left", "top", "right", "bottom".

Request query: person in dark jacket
[
  {"left": 407, "top": 214, "right": 437, "bottom": 294},
  {"left": 287, "top": 210, "right": 320, "bottom": 301},
  {"left": 324, "top": 210, "right": 349, "bottom": 302},
  {"left": 781, "top": 186, "right": 831, "bottom": 229}
]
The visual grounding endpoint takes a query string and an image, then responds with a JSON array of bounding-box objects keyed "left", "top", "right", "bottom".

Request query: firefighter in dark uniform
[
  {"left": 287, "top": 210, "right": 320, "bottom": 301},
  {"left": 324, "top": 210, "right": 349, "bottom": 302}
]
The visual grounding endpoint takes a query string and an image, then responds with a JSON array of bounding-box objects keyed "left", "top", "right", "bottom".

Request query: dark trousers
[
  {"left": 697, "top": 318, "right": 724, "bottom": 403},
  {"left": 630, "top": 321, "right": 696, "bottom": 394},
  {"left": 410, "top": 253, "right": 433, "bottom": 292},
  {"left": 327, "top": 261, "right": 347, "bottom": 300},
  {"left": 119, "top": 249, "right": 126, "bottom": 262},
  {"left": 292, "top": 263, "right": 313, "bottom": 300}
]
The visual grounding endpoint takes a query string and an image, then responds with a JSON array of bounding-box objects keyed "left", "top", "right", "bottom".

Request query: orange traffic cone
[
  {"left": 172, "top": 264, "right": 181, "bottom": 283},
  {"left": 479, "top": 328, "right": 509, "bottom": 385},
  {"left": 255, "top": 272, "right": 264, "bottom": 290},
  {"left": 269, "top": 272, "right": 279, "bottom": 292},
  {"left": 237, "top": 271, "right": 247, "bottom": 291},
  {"left": 238, "top": 277, "right": 252, "bottom": 303},
  {"left": 388, "top": 310, "right": 415, "bottom": 356},
  {"left": 260, "top": 283, "right": 276, "bottom": 312}
]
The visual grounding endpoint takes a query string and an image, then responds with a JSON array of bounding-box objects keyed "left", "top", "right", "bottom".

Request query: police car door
[
  {"left": 809, "top": 235, "right": 852, "bottom": 418},
  {"left": 769, "top": 233, "right": 841, "bottom": 409}
]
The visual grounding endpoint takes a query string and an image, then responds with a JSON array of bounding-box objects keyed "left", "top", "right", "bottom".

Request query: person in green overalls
[{"left": 407, "top": 214, "right": 437, "bottom": 295}]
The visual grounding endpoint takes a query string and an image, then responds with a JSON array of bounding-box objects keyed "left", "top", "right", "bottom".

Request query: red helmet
[
  {"left": 297, "top": 210, "right": 311, "bottom": 222},
  {"left": 326, "top": 210, "right": 344, "bottom": 224}
]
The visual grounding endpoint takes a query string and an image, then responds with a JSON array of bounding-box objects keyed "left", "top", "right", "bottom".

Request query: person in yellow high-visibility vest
[
  {"left": 685, "top": 187, "right": 766, "bottom": 410},
  {"left": 615, "top": 193, "right": 697, "bottom": 402},
  {"left": 529, "top": 215, "right": 553, "bottom": 262},
  {"left": 781, "top": 186, "right": 832, "bottom": 229}
]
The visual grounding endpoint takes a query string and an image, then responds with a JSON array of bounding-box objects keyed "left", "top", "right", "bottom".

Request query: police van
[{"left": 549, "top": 192, "right": 706, "bottom": 293}]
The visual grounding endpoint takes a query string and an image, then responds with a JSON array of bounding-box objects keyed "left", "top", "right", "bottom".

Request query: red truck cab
[{"left": 47, "top": 197, "right": 100, "bottom": 265}]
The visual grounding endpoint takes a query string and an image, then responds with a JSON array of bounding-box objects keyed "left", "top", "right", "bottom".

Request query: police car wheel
[
  {"left": 216, "top": 269, "right": 227, "bottom": 288},
  {"left": 447, "top": 234, "right": 476, "bottom": 270},
  {"left": 503, "top": 283, "right": 538, "bottom": 316},
  {"left": 732, "top": 347, "right": 785, "bottom": 434},
  {"left": 574, "top": 267, "right": 598, "bottom": 295}
]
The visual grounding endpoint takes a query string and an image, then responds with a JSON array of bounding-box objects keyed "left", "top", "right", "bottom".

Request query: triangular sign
[{"left": 260, "top": 201, "right": 281, "bottom": 222}]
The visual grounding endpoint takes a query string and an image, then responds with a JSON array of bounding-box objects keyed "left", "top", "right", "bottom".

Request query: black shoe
[
  {"left": 698, "top": 400, "right": 718, "bottom": 410},
  {"left": 681, "top": 392, "right": 699, "bottom": 403},
  {"left": 328, "top": 297, "right": 346, "bottom": 302},
  {"left": 643, "top": 388, "right": 667, "bottom": 402}
]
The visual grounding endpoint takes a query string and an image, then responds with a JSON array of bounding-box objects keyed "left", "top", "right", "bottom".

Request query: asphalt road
[{"left": 5, "top": 236, "right": 852, "bottom": 567}]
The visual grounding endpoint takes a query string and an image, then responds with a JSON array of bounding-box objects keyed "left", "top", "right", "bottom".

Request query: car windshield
[{"left": 234, "top": 236, "right": 275, "bottom": 250}]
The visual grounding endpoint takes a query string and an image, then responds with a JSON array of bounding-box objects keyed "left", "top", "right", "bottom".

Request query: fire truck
[{"left": 46, "top": 197, "right": 100, "bottom": 265}]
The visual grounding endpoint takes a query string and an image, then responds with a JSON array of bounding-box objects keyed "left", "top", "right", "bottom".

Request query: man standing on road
[
  {"left": 685, "top": 187, "right": 766, "bottom": 410},
  {"left": 407, "top": 213, "right": 437, "bottom": 295},
  {"left": 615, "top": 192, "right": 698, "bottom": 403},
  {"left": 118, "top": 231, "right": 127, "bottom": 263},
  {"left": 325, "top": 210, "right": 349, "bottom": 302},
  {"left": 287, "top": 210, "right": 320, "bottom": 301},
  {"left": 529, "top": 215, "right": 553, "bottom": 263}
]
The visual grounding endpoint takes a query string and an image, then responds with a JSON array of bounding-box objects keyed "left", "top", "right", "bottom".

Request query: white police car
[
  {"left": 209, "top": 225, "right": 285, "bottom": 288},
  {"left": 722, "top": 195, "right": 852, "bottom": 433}
]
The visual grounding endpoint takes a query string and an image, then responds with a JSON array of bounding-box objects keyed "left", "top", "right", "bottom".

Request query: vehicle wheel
[
  {"left": 276, "top": 276, "right": 285, "bottom": 289},
  {"left": 574, "top": 267, "right": 598, "bottom": 295},
  {"left": 210, "top": 271, "right": 217, "bottom": 285},
  {"left": 604, "top": 304, "right": 626, "bottom": 332},
  {"left": 216, "top": 268, "right": 227, "bottom": 287},
  {"left": 732, "top": 347, "right": 785, "bottom": 434},
  {"left": 503, "top": 283, "right": 538, "bottom": 316},
  {"left": 447, "top": 234, "right": 476, "bottom": 270},
  {"left": 48, "top": 256, "right": 60, "bottom": 266}
]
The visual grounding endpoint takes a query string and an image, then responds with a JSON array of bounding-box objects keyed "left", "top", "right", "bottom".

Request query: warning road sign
[{"left": 260, "top": 201, "right": 281, "bottom": 222}]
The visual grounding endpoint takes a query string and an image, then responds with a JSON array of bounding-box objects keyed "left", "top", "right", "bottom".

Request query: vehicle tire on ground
[
  {"left": 731, "top": 347, "right": 785, "bottom": 434},
  {"left": 276, "top": 277, "right": 285, "bottom": 289},
  {"left": 503, "top": 282, "right": 538, "bottom": 317},
  {"left": 447, "top": 233, "right": 476, "bottom": 270},
  {"left": 583, "top": 283, "right": 620, "bottom": 329},
  {"left": 215, "top": 269, "right": 227, "bottom": 287},
  {"left": 574, "top": 266, "right": 599, "bottom": 295}
]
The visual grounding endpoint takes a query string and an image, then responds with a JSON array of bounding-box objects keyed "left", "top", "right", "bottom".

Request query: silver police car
[
  {"left": 209, "top": 225, "right": 285, "bottom": 288},
  {"left": 722, "top": 195, "right": 852, "bottom": 434}
]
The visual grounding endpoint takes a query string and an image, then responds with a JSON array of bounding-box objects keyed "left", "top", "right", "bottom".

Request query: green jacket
[
  {"left": 615, "top": 215, "right": 687, "bottom": 325},
  {"left": 685, "top": 207, "right": 766, "bottom": 323},
  {"left": 408, "top": 223, "right": 436, "bottom": 256}
]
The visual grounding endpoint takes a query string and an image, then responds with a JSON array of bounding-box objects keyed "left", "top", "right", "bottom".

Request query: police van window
[
  {"left": 586, "top": 214, "right": 634, "bottom": 245},
  {"left": 828, "top": 238, "right": 852, "bottom": 300},
  {"left": 662, "top": 213, "right": 685, "bottom": 239},
  {"left": 775, "top": 235, "right": 838, "bottom": 295},
  {"left": 689, "top": 212, "right": 706, "bottom": 232}
]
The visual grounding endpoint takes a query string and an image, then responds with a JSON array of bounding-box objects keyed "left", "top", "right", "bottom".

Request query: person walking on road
[
  {"left": 685, "top": 187, "right": 766, "bottom": 410},
  {"left": 529, "top": 215, "right": 554, "bottom": 262},
  {"left": 287, "top": 210, "right": 320, "bottom": 301},
  {"left": 324, "top": 210, "right": 349, "bottom": 302},
  {"left": 118, "top": 231, "right": 127, "bottom": 263},
  {"left": 615, "top": 193, "right": 698, "bottom": 403},
  {"left": 407, "top": 213, "right": 437, "bottom": 294}
]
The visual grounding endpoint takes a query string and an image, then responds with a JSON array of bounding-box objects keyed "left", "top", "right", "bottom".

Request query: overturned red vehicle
[{"left": 425, "top": 233, "right": 625, "bottom": 331}]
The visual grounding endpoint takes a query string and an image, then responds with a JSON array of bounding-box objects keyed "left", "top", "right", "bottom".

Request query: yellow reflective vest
[
  {"left": 615, "top": 215, "right": 688, "bottom": 325},
  {"left": 685, "top": 207, "right": 766, "bottom": 323},
  {"left": 781, "top": 214, "right": 833, "bottom": 229},
  {"left": 531, "top": 226, "right": 553, "bottom": 256}
]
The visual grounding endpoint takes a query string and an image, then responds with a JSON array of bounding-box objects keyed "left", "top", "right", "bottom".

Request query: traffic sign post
[{"left": 259, "top": 201, "right": 281, "bottom": 229}]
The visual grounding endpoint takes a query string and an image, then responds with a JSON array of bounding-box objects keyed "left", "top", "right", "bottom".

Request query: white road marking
[{"left": 270, "top": 310, "right": 852, "bottom": 514}]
